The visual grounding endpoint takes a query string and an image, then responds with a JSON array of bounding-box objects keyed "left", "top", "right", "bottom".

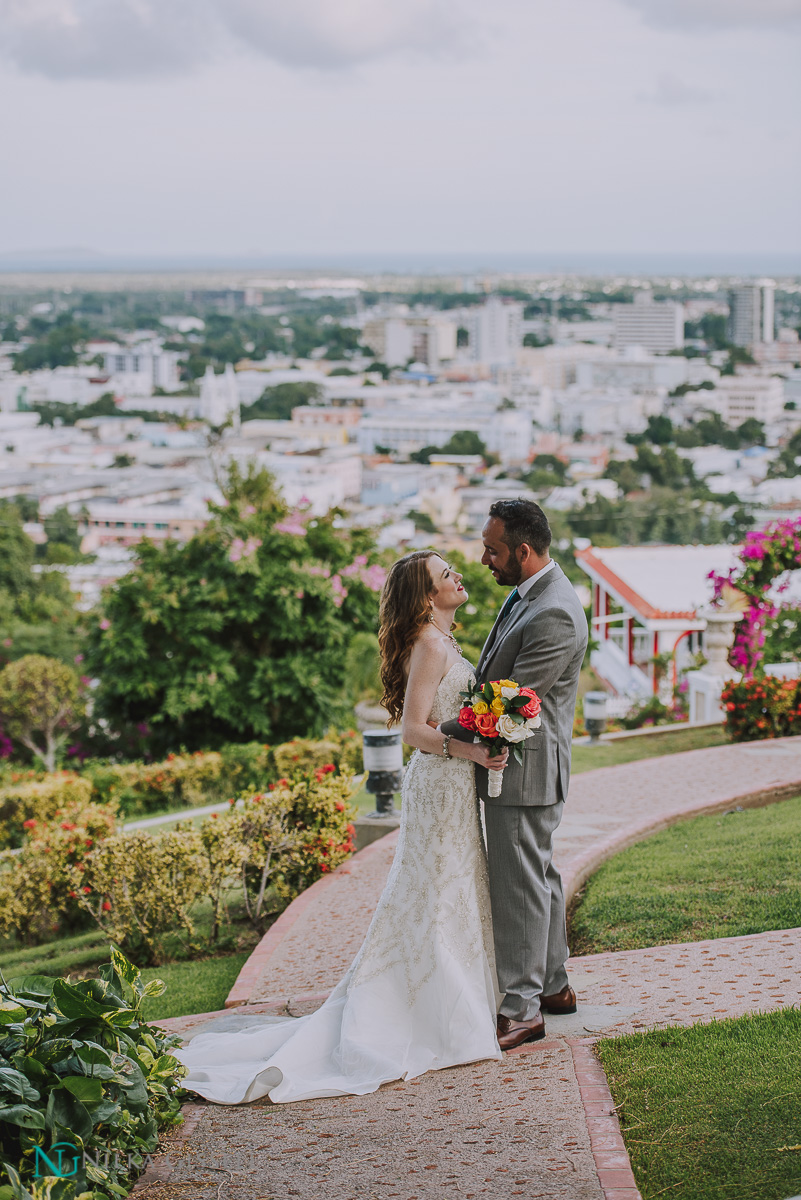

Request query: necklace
[{"left": 429, "top": 616, "right": 463, "bottom": 656}]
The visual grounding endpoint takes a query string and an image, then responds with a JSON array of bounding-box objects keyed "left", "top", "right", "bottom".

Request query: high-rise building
[
  {"left": 469, "top": 296, "right": 523, "bottom": 366},
  {"left": 612, "top": 291, "right": 684, "bottom": 354},
  {"left": 728, "top": 282, "right": 775, "bottom": 347}
]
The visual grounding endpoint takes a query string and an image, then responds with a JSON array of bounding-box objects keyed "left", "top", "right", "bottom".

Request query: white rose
[
  {"left": 500, "top": 685, "right": 519, "bottom": 699},
  {"left": 525, "top": 715, "right": 541, "bottom": 730},
  {"left": 495, "top": 714, "right": 532, "bottom": 742}
]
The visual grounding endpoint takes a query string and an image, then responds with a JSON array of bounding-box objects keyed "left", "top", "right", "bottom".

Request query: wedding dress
[{"left": 176, "top": 659, "right": 501, "bottom": 1104}]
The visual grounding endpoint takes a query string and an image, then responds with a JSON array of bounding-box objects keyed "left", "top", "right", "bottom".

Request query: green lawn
[
  {"left": 570, "top": 793, "right": 801, "bottom": 955},
  {"left": 572, "top": 723, "right": 728, "bottom": 775},
  {"left": 597, "top": 1008, "right": 801, "bottom": 1200},
  {"left": 138, "top": 953, "right": 252, "bottom": 1022}
]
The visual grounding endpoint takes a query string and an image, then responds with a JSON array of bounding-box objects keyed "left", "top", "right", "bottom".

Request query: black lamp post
[{"left": 362, "top": 729, "right": 403, "bottom": 818}]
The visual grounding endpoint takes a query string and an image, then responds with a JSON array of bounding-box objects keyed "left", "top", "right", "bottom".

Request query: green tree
[
  {"left": 13, "top": 315, "right": 86, "bottom": 372},
  {"left": 0, "top": 502, "right": 80, "bottom": 664},
  {"left": 43, "top": 506, "right": 82, "bottom": 553},
  {"left": 0, "top": 654, "right": 84, "bottom": 771},
  {"left": 242, "top": 381, "right": 323, "bottom": 421},
  {"left": 86, "top": 465, "right": 386, "bottom": 754}
]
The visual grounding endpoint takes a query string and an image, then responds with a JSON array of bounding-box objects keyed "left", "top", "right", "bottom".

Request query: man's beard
[{"left": 492, "top": 558, "right": 523, "bottom": 587}]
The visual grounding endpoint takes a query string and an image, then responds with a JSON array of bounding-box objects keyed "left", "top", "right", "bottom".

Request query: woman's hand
[{"left": 449, "top": 740, "right": 509, "bottom": 770}]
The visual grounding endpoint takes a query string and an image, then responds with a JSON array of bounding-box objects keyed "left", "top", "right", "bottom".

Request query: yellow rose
[
  {"left": 490, "top": 697, "right": 505, "bottom": 716},
  {"left": 473, "top": 700, "right": 489, "bottom": 715},
  {"left": 498, "top": 678, "right": 517, "bottom": 691},
  {"left": 490, "top": 682, "right": 502, "bottom": 697}
]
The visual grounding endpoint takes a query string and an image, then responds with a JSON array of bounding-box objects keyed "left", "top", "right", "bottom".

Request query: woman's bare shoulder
[{"left": 407, "top": 631, "right": 450, "bottom": 673}]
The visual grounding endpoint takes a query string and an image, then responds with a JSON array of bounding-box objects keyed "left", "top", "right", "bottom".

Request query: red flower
[
  {"left": 335, "top": 801, "right": 345, "bottom": 812},
  {"left": 82, "top": 886, "right": 91, "bottom": 894},
  {"left": 23, "top": 818, "right": 36, "bottom": 829},
  {"left": 517, "top": 687, "right": 542, "bottom": 719},
  {"left": 102, "top": 901, "right": 111, "bottom": 911},
  {"left": 321, "top": 763, "right": 336, "bottom": 774},
  {"left": 458, "top": 706, "right": 477, "bottom": 732},
  {"left": 475, "top": 712, "right": 499, "bottom": 738}
]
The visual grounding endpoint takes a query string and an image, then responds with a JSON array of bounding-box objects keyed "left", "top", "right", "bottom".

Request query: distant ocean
[{"left": 0, "top": 249, "right": 799, "bottom": 277}]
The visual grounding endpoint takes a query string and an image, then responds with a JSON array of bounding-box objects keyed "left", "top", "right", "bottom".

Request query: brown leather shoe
[
  {"left": 540, "top": 985, "right": 577, "bottom": 1015},
  {"left": 496, "top": 1012, "right": 546, "bottom": 1051}
]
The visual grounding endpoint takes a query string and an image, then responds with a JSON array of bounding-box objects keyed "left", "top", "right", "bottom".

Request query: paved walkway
[{"left": 136, "top": 738, "right": 801, "bottom": 1200}]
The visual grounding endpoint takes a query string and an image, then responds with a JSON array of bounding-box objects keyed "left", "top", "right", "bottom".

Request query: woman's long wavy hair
[{"left": 379, "top": 550, "right": 439, "bottom": 725}]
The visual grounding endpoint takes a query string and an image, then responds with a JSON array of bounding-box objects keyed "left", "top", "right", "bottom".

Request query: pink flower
[{"left": 99, "top": 618, "right": 110, "bottom": 631}]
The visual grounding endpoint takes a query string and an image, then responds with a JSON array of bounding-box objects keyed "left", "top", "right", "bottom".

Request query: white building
[
  {"left": 612, "top": 291, "right": 684, "bottom": 354},
  {"left": 575, "top": 350, "right": 714, "bottom": 393},
  {"left": 199, "top": 364, "right": 240, "bottom": 428},
  {"left": 357, "top": 407, "right": 531, "bottom": 465},
  {"left": 468, "top": 297, "right": 523, "bottom": 366},
  {"left": 728, "top": 281, "right": 775, "bottom": 347},
  {"left": 92, "top": 337, "right": 183, "bottom": 392},
  {"left": 707, "top": 375, "right": 785, "bottom": 426}
]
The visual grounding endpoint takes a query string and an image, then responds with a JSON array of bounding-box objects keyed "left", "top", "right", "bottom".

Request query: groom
[{"left": 441, "top": 498, "right": 588, "bottom": 1050}]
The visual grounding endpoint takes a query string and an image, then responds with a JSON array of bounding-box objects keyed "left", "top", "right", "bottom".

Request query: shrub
[
  {"left": 0, "top": 947, "right": 185, "bottom": 1200},
  {"left": 0, "top": 774, "right": 94, "bottom": 851},
  {"left": 82, "top": 751, "right": 227, "bottom": 817},
  {"left": 722, "top": 676, "right": 801, "bottom": 742},
  {"left": 73, "top": 830, "right": 211, "bottom": 966},
  {"left": 272, "top": 768, "right": 357, "bottom": 902},
  {"left": 217, "top": 740, "right": 275, "bottom": 793},
  {"left": 213, "top": 792, "right": 304, "bottom": 930},
  {"left": 0, "top": 654, "right": 85, "bottom": 773},
  {"left": 273, "top": 729, "right": 362, "bottom": 778},
  {"left": 0, "top": 799, "right": 117, "bottom": 945}
]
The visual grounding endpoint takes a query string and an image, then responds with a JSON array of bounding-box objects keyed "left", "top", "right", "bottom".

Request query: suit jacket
[{"left": 442, "top": 562, "right": 588, "bottom": 807}]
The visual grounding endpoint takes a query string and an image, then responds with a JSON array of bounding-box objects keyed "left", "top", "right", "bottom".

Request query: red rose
[
  {"left": 458, "top": 706, "right": 477, "bottom": 731},
  {"left": 475, "top": 712, "right": 499, "bottom": 738},
  {"left": 517, "top": 687, "right": 542, "bottom": 720}
]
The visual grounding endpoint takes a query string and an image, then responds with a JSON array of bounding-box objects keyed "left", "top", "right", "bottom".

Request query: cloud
[
  {"left": 640, "top": 72, "right": 714, "bottom": 105},
  {"left": 0, "top": 0, "right": 474, "bottom": 80},
  {"left": 621, "top": 0, "right": 801, "bottom": 32}
]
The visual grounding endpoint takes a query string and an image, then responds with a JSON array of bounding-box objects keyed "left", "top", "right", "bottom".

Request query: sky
[{"left": 0, "top": 0, "right": 799, "bottom": 266}]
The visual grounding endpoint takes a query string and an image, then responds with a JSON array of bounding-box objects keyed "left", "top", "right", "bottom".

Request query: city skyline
[{"left": 1, "top": 0, "right": 799, "bottom": 263}]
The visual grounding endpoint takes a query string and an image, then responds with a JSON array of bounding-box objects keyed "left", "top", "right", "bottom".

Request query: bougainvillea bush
[
  {"left": 0, "top": 948, "right": 185, "bottom": 1200},
  {"left": 710, "top": 517, "right": 801, "bottom": 675},
  {"left": 721, "top": 676, "right": 801, "bottom": 743}
]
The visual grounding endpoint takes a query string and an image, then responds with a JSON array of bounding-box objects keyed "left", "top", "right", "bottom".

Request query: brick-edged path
[{"left": 142, "top": 737, "right": 801, "bottom": 1200}]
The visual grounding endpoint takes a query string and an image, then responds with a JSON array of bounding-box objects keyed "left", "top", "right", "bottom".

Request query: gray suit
[{"left": 442, "top": 561, "right": 588, "bottom": 1020}]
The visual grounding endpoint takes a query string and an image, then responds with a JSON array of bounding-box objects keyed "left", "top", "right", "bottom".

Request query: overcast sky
[{"left": 0, "top": 0, "right": 799, "bottom": 264}]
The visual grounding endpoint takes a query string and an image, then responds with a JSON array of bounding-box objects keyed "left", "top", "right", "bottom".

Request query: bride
[{"left": 176, "top": 550, "right": 507, "bottom": 1104}]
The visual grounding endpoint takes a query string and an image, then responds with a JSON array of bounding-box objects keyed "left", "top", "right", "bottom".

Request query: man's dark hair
[{"left": 488, "top": 498, "right": 552, "bottom": 557}]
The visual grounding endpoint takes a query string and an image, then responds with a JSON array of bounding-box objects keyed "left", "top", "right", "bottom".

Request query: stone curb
[
  {"left": 224, "top": 828, "right": 399, "bottom": 1008},
  {"left": 568, "top": 1038, "right": 643, "bottom": 1200},
  {"left": 129, "top": 1103, "right": 206, "bottom": 1194}
]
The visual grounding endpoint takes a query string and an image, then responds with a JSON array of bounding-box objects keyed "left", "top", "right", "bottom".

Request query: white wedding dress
[{"left": 176, "top": 659, "right": 501, "bottom": 1105}]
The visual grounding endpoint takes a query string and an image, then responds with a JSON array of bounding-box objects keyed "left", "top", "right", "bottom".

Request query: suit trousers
[{"left": 484, "top": 801, "right": 570, "bottom": 1021}]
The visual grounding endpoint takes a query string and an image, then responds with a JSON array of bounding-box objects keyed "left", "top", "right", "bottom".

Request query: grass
[
  {"left": 570, "top": 793, "right": 801, "bottom": 955},
  {"left": 571, "top": 723, "right": 729, "bottom": 775},
  {"left": 597, "top": 1008, "right": 801, "bottom": 1200},
  {"left": 138, "top": 952, "right": 252, "bottom": 1022}
]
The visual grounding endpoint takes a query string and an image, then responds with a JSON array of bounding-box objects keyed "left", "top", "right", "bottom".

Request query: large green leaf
[
  {"left": 0, "top": 1067, "right": 40, "bottom": 1102},
  {"left": 141, "top": 979, "right": 166, "bottom": 999},
  {"left": 46, "top": 1086, "right": 93, "bottom": 1142},
  {"left": 0, "top": 1000, "right": 26, "bottom": 1025},
  {"left": 0, "top": 1101, "right": 46, "bottom": 1129},
  {"left": 61, "top": 1076, "right": 103, "bottom": 1104},
  {"left": 5, "top": 977, "right": 56, "bottom": 1000},
  {"left": 110, "top": 947, "right": 139, "bottom": 987}
]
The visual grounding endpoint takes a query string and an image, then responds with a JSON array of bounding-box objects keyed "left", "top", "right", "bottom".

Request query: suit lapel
[{"left": 476, "top": 594, "right": 515, "bottom": 676}]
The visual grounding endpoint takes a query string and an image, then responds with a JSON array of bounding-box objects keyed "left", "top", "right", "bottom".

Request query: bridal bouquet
[{"left": 458, "top": 678, "right": 542, "bottom": 797}]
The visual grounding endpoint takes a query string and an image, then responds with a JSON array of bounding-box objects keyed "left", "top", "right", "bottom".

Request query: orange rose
[
  {"left": 517, "top": 687, "right": 542, "bottom": 720},
  {"left": 475, "top": 712, "right": 499, "bottom": 738}
]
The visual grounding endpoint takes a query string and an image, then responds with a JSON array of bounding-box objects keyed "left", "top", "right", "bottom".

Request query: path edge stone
[
  {"left": 568, "top": 1038, "right": 643, "bottom": 1200},
  {"left": 224, "top": 827, "right": 400, "bottom": 1008}
]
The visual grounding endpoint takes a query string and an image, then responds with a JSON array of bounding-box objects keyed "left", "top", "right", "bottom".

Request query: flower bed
[
  {"left": 0, "top": 774, "right": 94, "bottom": 851},
  {"left": 0, "top": 948, "right": 185, "bottom": 1200},
  {"left": 722, "top": 676, "right": 801, "bottom": 742}
]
